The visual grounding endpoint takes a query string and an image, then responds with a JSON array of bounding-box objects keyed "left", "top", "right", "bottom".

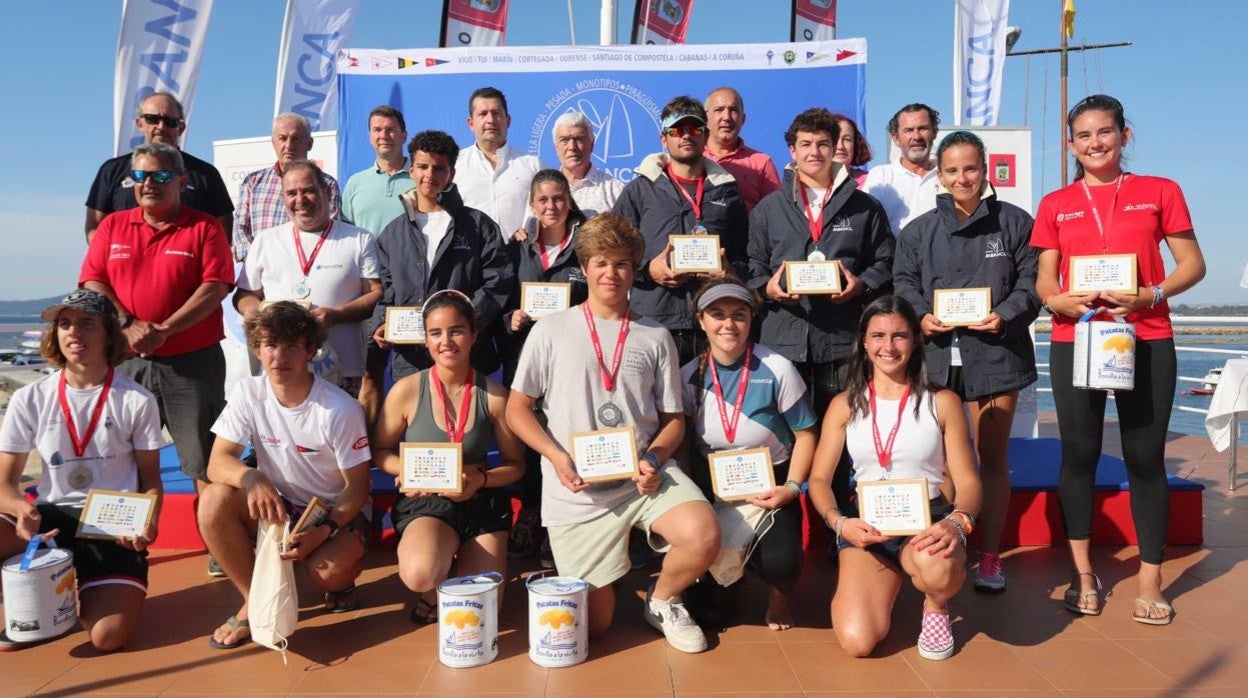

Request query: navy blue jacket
[
  {"left": 893, "top": 189, "right": 1040, "bottom": 399},
  {"left": 500, "top": 220, "right": 588, "bottom": 383}
]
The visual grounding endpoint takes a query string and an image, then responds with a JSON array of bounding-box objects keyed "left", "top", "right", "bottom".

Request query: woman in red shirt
[{"left": 1031, "top": 95, "right": 1205, "bottom": 625}]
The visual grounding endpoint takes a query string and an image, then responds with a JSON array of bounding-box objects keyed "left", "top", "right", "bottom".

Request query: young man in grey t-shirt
[{"left": 506, "top": 213, "right": 719, "bottom": 654}]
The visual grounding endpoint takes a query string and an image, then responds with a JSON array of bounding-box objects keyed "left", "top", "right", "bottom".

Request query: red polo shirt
[
  {"left": 1031, "top": 174, "right": 1194, "bottom": 342},
  {"left": 704, "top": 138, "right": 781, "bottom": 214},
  {"left": 79, "top": 206, "right": 234, "bottom": 357}
]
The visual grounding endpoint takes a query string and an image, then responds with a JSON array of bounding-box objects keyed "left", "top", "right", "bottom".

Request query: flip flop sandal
[
  {"left": 1132, "top": 598, "right": 1174, "bottom": 625},
  {"left": 208, "top": 615, "right": 251, "bottom": 650},
  {"left": 324, "top": 585, "right": 360, "bottom": 614},
  {"left": 1063, "top": 572, "right": 1105, "bottom": 616},
  {"left": 410, "top": 596, "right": 438, "bottom": 625}
]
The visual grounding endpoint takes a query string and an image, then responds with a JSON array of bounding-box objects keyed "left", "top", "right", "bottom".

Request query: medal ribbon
[
  {"left": 667, "top": 165, "right": 705, "bottom": 223},
  {"left": 708, "top": 344, "right": 753, "bottom": 445},
  {"left": 293, "top": 221, "right": 333, "bottom": 278},
  {"left": 537, "top": 232, "right": 571, "bottom": 272},
  {"left": 799, "top": 183, "right": 834, "bottom": 243},
  {"left": 1079, "top": 174, "right": 1124, "bottom": 253},
  {"left": 58, "top": 369, "right": 114, "bottom": 458},
  {"left": 582, "top": 302, "right": 630, "bottom": 392},
  {"left": 868, "top": 381, "right": 910, "bottom": 472},
  {"left": 430, "top": 368, "right": 475, "bottom": 444}
]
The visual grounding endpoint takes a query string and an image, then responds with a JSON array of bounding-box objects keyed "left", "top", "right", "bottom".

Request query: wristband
[
  {"left": 950, "top": 509, "right": 977, "bottom": 535},
  {"left": 943, "top": 516, "right": 967, "bottom": 548},
  {"left": 118, "top": 313, "right": 135, "bottom": 329},
  {"left": 641, "top": 451, "right": 662, "bottom": 469},
  {"left": 480, "top": 467, "right": 489, "bottom": 489},
  {"left": 322, "top": 518, "right": 340, "bottom": 539},
  {"left": 1149, "top": 285, "right": 1166, "bottom": 308},
  {"left": 783, "top": 480, "right": 803, "bottom": 497}
]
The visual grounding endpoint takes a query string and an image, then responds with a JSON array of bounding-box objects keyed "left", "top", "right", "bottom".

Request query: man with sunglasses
[
  {"left": 612, "top": 96, "right": 748, "bottom": 366},
  {"left": 80, "top": 142, "right": 234, "bottom": 568},
  {"left": 85, "top": 92, "right": 233, "bottom": 245},
  {"left": 703, "top": 87, "right": 781, "bottom": 215}
]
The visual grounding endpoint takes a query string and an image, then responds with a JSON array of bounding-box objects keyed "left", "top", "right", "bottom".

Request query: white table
[{"left": 1205, "top": 358, "right": 1248, "bottom": 491}]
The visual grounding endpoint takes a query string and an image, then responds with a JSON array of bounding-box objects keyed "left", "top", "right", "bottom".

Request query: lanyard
[
  {"left": 537, "top": 232, "right": 570, "bottom": 272},
  {"left": 582, "top": 302, "right": 630, "bottom": 392},
  {"left": 1079, "top": 174, "right": 1124, "bottom": 253},
  {"left": 430, "top": 368, "right": 475, "bottom": 444},
  {"left": 708, "top": 344, "right": 753, "bottom": 444},
  {"left": 799, "top": 183, "right": 834, "bottom": 243},
  {"left": 58, "top": 369, "right": 114, "bottom": 458},
  {"left": 868, "top": 381, "right": 910, "bottom": 471},
  {"left": 293, "top": 221, "right": 333, "bottom": 278},
  {"left": 667, "top": 165, "right": 705, "bottom": 222}
]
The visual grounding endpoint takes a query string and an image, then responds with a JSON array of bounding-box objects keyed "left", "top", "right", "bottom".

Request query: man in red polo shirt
[
  {"left": 703, "top": 87, "right": 781, "bottom": 215},
  {"left": 81, "top": 142, "right": 234, "bottom": 564}
]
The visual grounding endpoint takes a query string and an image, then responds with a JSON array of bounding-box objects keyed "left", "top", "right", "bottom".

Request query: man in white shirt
[
  {"left": 455, "top": 86, "right": 543, "bottom": 239},
  {"left": 862, "top": 103, "right": 942, "bottom": 235},
  {"left": 234, "top": 161, "right": 382, "bottom": 398},
  {"left": 551, "top": 111, "right": 624, "bottom": 218},
  {"left": 200, "top": 302, "right": 373, "bottom": 649}
]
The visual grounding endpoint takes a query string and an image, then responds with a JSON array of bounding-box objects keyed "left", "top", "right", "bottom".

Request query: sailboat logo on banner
[{"left": 532, "top": 84, "right": 661, "bottom": 183}]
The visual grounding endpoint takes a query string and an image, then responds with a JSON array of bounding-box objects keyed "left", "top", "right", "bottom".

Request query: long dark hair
[
  {"left": 689, "top": 276, "right": 759, "bottom": 425},
  {"left": 845, "top": 296, "right": 929, "bottom": 420},
  {"left": 1067, "top": 94, "right": 1128, "bottom": 181},
  {"left": 422, "top": 289, "right": 476, "bottom": 333},
  {"left": 530, "top": 169, "right": 587, "bottom": 229}
]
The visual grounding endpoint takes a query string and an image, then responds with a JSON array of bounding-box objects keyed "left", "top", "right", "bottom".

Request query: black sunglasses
[{"left": 139, "top": 113, "right": 184, "bottom": 128}]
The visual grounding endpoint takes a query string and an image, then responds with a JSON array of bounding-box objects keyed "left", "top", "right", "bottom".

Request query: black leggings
[
  {"left": 1049, "top": 338, "right": 1176, "bottom": 564},
  {"left": 746, "top": 495, "right": 804, "bottom": 595}
]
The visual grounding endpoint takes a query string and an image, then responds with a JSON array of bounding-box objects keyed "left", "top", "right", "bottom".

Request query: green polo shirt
[{"left": 340, "top": 159, "right": 414, "bottom": 236}]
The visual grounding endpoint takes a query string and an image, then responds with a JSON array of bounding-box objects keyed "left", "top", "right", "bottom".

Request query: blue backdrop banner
[{"left": 336, "top": 40, "right": 866, "bottom": 185}]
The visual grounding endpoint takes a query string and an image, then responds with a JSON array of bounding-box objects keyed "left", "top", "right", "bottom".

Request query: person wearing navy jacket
[
  {"left": 893, "top": 130, "right": 1039, "bottom": 594},
  {"left": 746, "top": 108, "right": 894, "bottom": 505}
]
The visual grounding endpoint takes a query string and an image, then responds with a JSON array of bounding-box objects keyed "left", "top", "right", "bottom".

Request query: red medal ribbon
[
  {"left": 430, "top": 368, "right": 475, "bottom": 444},
  {"left": 1079, "top": 174, "right": 1124, "bottom": 253},
  {"left": 667, "top": 165, "right": 705, "bottom": 223},
  {"left": 708, "top": 344, "right": 753, "bottom": 444},
  {"left": 868, "top": 381, "right": 910, "bottom": 471},
  {"left": 293, "top": 221, "right": 333, "bottom": 277},
  {"left": 582, "top": 302, "right": 630, "bottom": 392},
  {"left": 58, "top": 369, "right": 114, "bottom": 459},
  {"left": 537, "top": 232, "right": 570, "bottom": 272},
  {"left": 799, "top": 183, "right": 834, "bottom": 243}
]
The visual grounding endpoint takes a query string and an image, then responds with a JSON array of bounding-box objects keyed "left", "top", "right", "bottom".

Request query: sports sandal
[
  {"left": 208, "top": 615, "right": 251, "bottom": 649},
  {"left": 410, "top": 596, "right": 438, "bottom": 625},
  {"left": 1063, "top": 572, "right": 1104, "bottom": 616},
  {"left": 324, "top": 585, "right": 360, "bottom": 614},
  {"left": 1132, "top": 598, "right": 1174, "bottom": 626}
]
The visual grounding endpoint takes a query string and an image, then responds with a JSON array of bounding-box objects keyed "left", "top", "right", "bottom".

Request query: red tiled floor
[{"left": 4, "top": 429, "right": 1248, "bottom": 696}]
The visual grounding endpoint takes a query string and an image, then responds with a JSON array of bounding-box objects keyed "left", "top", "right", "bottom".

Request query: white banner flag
[
  {"left": 113, "top": 0, "right": 214, "bottom": 156},
  {"left": 274, "top": 0, "right": 360, "bottom": 131},
  {"left": 441, "top": 0, "right": 510, "bottom": 48},
  {"left": 953, "top": 0, "right": 1009, "bottom": 126}
]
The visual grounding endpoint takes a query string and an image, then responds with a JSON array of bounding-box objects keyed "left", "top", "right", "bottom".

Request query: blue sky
[{"left": 0, "top": 0, "right": 1242, "bottom": 303}]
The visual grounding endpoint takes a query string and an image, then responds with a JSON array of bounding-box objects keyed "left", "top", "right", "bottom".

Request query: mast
[
  {"left": 1059, "top": 0, "right": 1069, "bottom": 186},
  {"left": 600, "top": 0, "right": 616, "bottom": 45}
]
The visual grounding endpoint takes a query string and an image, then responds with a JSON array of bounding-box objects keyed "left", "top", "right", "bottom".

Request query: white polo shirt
[
  {"left": 863, "top": 160, "right": 940, "bottom": 235},
  {"left": 455, "top": 142, "right": 543, "bottom": 239}
]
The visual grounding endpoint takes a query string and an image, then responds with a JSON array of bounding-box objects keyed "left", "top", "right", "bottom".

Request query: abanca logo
[{"left": 529, "top": 80, "right": 662, "bottom": 183}]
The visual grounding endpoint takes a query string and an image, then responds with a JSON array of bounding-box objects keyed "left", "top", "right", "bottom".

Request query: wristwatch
[
  {"left": 321, "top": 518, "right": 340, "bottom": 539},
  {"left": 640, "top": 451, "right": 662, "bottom": 469},
  {"left": 118, "top": 312, "right": 134, "bottom": 329}
]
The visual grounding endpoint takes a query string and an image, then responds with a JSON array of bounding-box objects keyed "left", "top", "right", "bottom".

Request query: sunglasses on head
[
  {"left": 131, "top": 169, "right": 175, "bottom": 184},
  {"left": 139, "top": 113, "right": 184, "bottom": 128},
  {"left": 663, "top": 124, "right": 706, "bottom": 138}
]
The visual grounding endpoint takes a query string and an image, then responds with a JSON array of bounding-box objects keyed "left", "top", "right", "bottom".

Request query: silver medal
[
  {"left": 597, "top": 401, "right": 623, "bottom": 427},
  {"left": 292, "top": 281, "right": 312, "bottom": 299},
  {"left": 807, "top": 250, "right": 826, "bottom": 262},
  {"left": 67, "top": 466, "right": 93, "bottom": 490},
  {"left": 692, "top": 223, "right": 708, "bottom": 235}
]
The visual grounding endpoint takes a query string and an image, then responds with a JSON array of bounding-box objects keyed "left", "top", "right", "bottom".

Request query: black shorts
[
  {"left": 2, "top": 504, "right": 149, "bottom": 592},
  {"left": 391, "top": 488, "right": 512, "bottom": 542},
  {"left": 944, "top": 366, "right": 1015, "bottom": 403},
  {"left": 834, "top": 497, "right": 954, "bottom": 567}
]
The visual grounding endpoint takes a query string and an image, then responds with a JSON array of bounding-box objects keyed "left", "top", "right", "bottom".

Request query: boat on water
[{"left": 1189, "top": 367, "right": 1222, "bottom": 396}]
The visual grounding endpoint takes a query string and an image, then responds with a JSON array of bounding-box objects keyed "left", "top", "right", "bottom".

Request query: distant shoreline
[{"left": 1034, "top": 322, "right": 1248, "bottom": 335}]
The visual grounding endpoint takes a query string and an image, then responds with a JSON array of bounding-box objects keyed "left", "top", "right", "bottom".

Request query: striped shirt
[{"left": 233, "top": 163, "right": 342, "bottom": 261}]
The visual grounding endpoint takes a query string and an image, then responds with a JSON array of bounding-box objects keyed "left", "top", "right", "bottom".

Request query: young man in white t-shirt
[
  {"left": 199, "top": 302, "right": 373, "bottom": 650},
  {"left": 506, "top": 213, "right": 720, "bottom": 653},
  {"left": 235, "top": 160, "right": 381, "bottom": 396}
]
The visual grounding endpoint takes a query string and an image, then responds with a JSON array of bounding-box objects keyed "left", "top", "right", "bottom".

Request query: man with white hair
[
  {"left": 551, "top": 111, "right": 625, "bottom": 218},
  {"left": 233, "top": 113, "right": 342, "bottom": 262}
]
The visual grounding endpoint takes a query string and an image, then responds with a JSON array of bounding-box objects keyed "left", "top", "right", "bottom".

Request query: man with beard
[{"left": 863, "top": 103, "right": 942, "bottom": 235}]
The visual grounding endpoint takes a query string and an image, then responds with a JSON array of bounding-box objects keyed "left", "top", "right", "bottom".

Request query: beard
[{"left": 668, "top": 146, "right": 703, "bottom": 167}]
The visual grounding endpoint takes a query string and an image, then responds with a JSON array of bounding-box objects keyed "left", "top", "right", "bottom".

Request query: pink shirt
[{"left": 705, "top": 138, "right": 781, "bottom": 214}]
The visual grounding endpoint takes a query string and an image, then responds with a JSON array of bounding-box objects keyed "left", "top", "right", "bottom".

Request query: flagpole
[
  {"left": 1059, "top": 0, "right": 1069, "bottom": 186},
  {"left": 601, "top": 0, "right": 615, "bottom": 45}
]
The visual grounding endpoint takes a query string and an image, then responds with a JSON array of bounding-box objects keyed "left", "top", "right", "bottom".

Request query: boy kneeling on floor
[{"left": 200, "top": 301, "right": 373, "bottom": 649}]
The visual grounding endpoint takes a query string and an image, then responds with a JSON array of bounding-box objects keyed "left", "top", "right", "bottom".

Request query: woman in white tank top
[{"left": 808, "top": 296, "right": 982, "bottom": 661}]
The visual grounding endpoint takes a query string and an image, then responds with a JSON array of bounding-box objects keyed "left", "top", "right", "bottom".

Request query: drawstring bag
[
  {"left": 249, "top": 520, "right": 298, "bottom": 660},
  {"left": 707, "top": 501, "right": 775, "bottom": 587}
]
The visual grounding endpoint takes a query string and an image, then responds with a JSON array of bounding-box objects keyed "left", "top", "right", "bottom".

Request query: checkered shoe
[{"left": 917, "top": 610, "right": 955, "bottom": 661}]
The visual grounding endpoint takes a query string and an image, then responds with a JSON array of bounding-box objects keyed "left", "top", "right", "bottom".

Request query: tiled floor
[{"left": 3, "top": 420, "right": 1247, "bottom": 697}]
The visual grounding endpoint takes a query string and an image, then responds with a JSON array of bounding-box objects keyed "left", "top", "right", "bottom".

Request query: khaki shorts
[{"left": 546, "top": 466, "right": 708, "bottom": 589}]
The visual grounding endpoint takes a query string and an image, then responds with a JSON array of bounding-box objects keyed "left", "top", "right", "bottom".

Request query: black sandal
[
  {"left": 410, "top": 596, "right": 438, "bottom": 625},
  {"left": 324, "top": 585, "right": 360, "bottom": 614}
]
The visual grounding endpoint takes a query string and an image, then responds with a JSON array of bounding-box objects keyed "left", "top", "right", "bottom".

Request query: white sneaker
[{"left": 645, "top": 587, "right": 708, "bottom": 653}]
